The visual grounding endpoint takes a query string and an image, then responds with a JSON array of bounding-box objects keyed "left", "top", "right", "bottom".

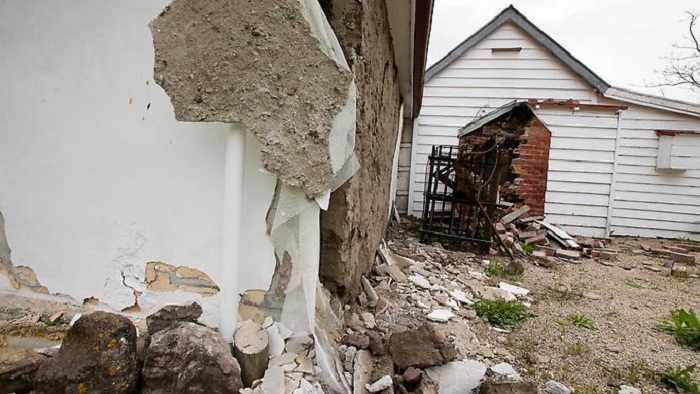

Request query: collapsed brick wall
[
  {"left": 319, "top": 0, "right": 401, "bottom": 299},
  {"left": 511, "top": 118, "right": 551, "bottom": 217}
]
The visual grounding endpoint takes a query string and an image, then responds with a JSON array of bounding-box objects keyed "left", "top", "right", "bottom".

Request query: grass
[
  {"left": 605, "top": 360, "right": 653, "bottom": 386},
  {"left": 625, "top": 280, "right": 643, "bottom": 289},
  {"left": 41, "top": 317, "right": 62, "bottom": 327},
  {"left": 473, "top": 298, "right": 532, "bottom": 330},
  {"left": 484, "top": 260, "right": 523, "bottom": 282},
  {"left": 658, "top": 365, "right": 699, "bottom": 394},
  {"left": 659, "top": 309, "right": 700, "bottom": 350},
  {"left": 522, "top": 244, "right": 535, "bottom": 255},
  {"left": 565, "top": 341, "right": 591, "bottom": 357},
  {"left": 567, "top": 314, "right": 596, "bottom": 330},
  {"left": 546, "top": 283, "right": 588, "bottom": 301}
]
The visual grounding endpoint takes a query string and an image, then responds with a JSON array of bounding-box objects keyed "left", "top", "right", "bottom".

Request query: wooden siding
[
  {"left": 535, "top": 108, "right": 618, "bottom": 237},
  {"left": 603, "top": 101, "right": 700, "bottom": 240},
  {"left": 406, "top": 21, "right": 700, "bottom": 241},
  {"left": 407, "top": 22, "right": 597, "bottom": 216}
]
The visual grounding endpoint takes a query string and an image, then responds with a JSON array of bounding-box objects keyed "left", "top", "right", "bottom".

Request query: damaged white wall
[{"left": 0, "top": 0, "right": 277, "bottom": 321}]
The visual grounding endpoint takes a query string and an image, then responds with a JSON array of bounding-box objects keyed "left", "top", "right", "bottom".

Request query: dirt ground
[
  {"left": 484, "top": 240, "right": 699, "bottom": 392},
  {"left": 383, "top": 221, "right": 700, "bottom": 393}
]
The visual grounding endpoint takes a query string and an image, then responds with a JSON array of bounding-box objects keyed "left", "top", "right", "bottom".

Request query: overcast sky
[{"left": 427, "top": 0, "right": 700, "bottom": 103}]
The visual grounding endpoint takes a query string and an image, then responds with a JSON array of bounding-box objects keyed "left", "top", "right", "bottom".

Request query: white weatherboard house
[{"left": 397, "top": 6, "right": 700, "bottom": 240}]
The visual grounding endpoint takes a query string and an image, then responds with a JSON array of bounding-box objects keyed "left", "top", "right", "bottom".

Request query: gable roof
[
  {"left": 425, "top": 5, "right": 610, "bottom": 93},
  {"left": 604, "top": 87, "right": 700, "bottom": 118},
  {"left": 458, "top": 100, "right": 523, "bottom": 137}
]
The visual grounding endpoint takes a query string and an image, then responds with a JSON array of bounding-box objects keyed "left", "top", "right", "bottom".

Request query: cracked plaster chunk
[
  {"left": 145, "top": 262, "right": 219, "bottom": 296},
  {"left": 150, "top": 0, "right": 353, "bottom": 196}
]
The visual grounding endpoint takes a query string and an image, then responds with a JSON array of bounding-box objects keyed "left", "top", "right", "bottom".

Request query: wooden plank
[
  {"left": 611, "top": 225, "right": 699, "bottom": 241},
  {"left": 547, "top": 181, "right": 610, "bottom": 195},
  {"left": 545, "top": 202, "right": 609, "bottom": 218},
  {"left": 544, "top": 214, "right": 607, "bottom": 229},
  {"left": 548, "top": 171, "right": 611, "bottom": 184},
  {"left": 549, "top": 149, "right": 615, "bottom": 162},
  {"left": 545, "top": 191, "right": 610, "bottom": 206},
  {"left": 610, "top": 217, "right": 700, "bottom": 233},
  {"left": 614, "top": 199, "right": 700, "bottom": 216},
  {"left": 550, "top": 137, "right": 616, "bottom": 152},
  {"left": 538, "top": 221, "right": 580, "bottom": 248},
  {"left": 548, "top": 160, "right": 613, "bottom": 174},
  {"left": 615, "top": 190, "right": 700, "bottom": 206},
  {"left": 501, "top": 205, "right": 530, "bottom": 224}
]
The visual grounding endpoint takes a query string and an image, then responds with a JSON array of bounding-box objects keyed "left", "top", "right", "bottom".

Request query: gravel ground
[{"left": 470, "top": 237, "right": 700, "bottom": 393}]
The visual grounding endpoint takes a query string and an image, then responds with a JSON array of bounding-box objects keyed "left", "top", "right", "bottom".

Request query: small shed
[{"left": 401, "top": 5, "right": 700, "bottom": 241}]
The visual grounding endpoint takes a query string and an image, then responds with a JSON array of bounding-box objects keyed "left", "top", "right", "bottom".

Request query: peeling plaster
[
  {"left": 0, "top": 210, "right": 50, "bottom": 294},
  {"left": 149, "top": 0, "right": 354, "bottom": 197},
  {"left": 144, "top": 262, "right": 220, "bottom": 295}
]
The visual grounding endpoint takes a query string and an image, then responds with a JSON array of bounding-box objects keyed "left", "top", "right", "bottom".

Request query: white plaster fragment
[
  {"left": 408, "top": 274, "right": 431, "bottom": 289},
  {"left": 499, "top": 282, "right": 529, "bottom": 296},
  {"left": 365, "top": 375, "right": 392, "bottom": 393},
  {"left": 426, "top": 309, "right": 455, "bottom": 323},
  {"left": 448, "top": 290, "right": 475, "bottom": 305},
  {"left": 425, "top": 360, "right": 486, "bottom": 394},
  {"left": 262, "top": 365, "right": 285, "bottom": 394},
  {"left": 267, "top": 323, "right": 286, "bottom": 358}
]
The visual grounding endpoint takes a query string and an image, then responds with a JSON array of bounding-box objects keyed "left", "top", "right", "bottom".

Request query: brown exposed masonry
[
  {"left": 655, "top": 130, "right": 678, "bottom": 136},
  {"left": 526, "top": 99, "right": 628, "bottom": 112}
]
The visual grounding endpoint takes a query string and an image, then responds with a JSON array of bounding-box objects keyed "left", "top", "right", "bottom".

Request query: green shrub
[
  {"left": 474, "top": 298, "right": 531, "bottom": 330},
  {"left": 659, "top": 309, "right": 700, "bottom": 350},
  {"left": 568, "top": 314, "right": 596, "bottom": 330},
  {"left": 658, "top": 365, "right": 699, "bottom": 394}
]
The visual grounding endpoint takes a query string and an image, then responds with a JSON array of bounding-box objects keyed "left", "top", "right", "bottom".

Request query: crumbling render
[
  {"left": 0, "top": 210, "right": 49, "bottom": 294},
  {"left": 150, "top": 0, "right": 358, "bottom": 336},
  {"left": 150, "top": 0, "right": 354, "bottom": 197},
  {"left": 145, "top": 261, "right": 220, "bottom": 296},
  {"left": 150, "top": 2, "right": 357, "bottom": 389}
]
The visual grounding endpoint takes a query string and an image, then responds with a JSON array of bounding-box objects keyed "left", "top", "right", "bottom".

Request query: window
[{"left": 655, "top": 130, "right": 700, "bottom": 171}]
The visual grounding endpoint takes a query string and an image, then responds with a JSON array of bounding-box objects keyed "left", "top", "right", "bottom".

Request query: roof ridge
[{"left": 425, "top": 6, "right": 610, "bottom": 93}]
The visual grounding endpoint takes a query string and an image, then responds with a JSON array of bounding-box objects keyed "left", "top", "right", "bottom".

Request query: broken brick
[
  {"left": 555, "top": 249, "right": 580, "bottom": 260},
  {"left": 524, "top": 233, "right": 547, "bottom": 246},
  {"left": 517, "top": 231, "right": 537, "bottom": 240},
  {"left": 495, "top": 222, "right": 506, "bottom": 234},
  {"left": 598, "top": 251, "right": 618, "bottom": 261},
  {"left": 668, "top": 251, "right": 696, "bottom": 265},
  {"left": 664, "top": 245, "right": 689, "bottom": 254},
  {"left": 534, "top": 245, "right": 556, "bottom": 256},
  {"left": 679, "top": 243, "right": 700, "bottom": 252}
]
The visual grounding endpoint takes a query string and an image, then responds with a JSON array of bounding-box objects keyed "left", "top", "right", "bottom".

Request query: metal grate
[{"left": 420, "top": 144, "right": 507, "bottom": 246}]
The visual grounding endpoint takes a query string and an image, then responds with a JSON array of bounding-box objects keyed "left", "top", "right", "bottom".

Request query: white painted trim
[
  {"left": 605, "top": 110, "right": 623, "bottom": 236},
  {"left": 657, "top": 135, "right": 673, "bottom": 169},
  {"left": 407, "top": 117, "right": 420, "bottom": 216},
  {"left": 605, "top": 87, "right": 700, "bottom": 119},
  {"left": 220, "top": 123, "right": 246, "bottom": 340},
  {"left": 389, "top": 104, "right": 405, "bottom": 219}
]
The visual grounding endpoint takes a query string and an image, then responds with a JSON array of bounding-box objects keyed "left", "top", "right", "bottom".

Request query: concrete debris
[
  {"left": 426, "top": 309, "right": 455, "bottom": 323},
  {"left": 365, "top": 375, "right": 392, "bottom": 393},
  {"left": 480, "top": 287, "right": 517, "bottom": 302},
  {"left": 408, "top": 274, "right": 431, "bottom": 289},
  {"left": 619, "top": 385, "right": 642, "bottom": 394},
  {"left": 489, "top": 362, "right": 522, "bottom": 381},
  {"left": 425, "top": 360, "right": 487, "bottom": 394},
  {"left": 388, "top": 324, "right": 457, "bottom": 369},
  {"left": 544, "top": 380, "right": 571, "bottom": 394},
  {"left": 498, "top": 282, "right": 529, "bottom": 296},
  {"left": 480, "top": 381, "right": 538, "bottom": 393}
]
